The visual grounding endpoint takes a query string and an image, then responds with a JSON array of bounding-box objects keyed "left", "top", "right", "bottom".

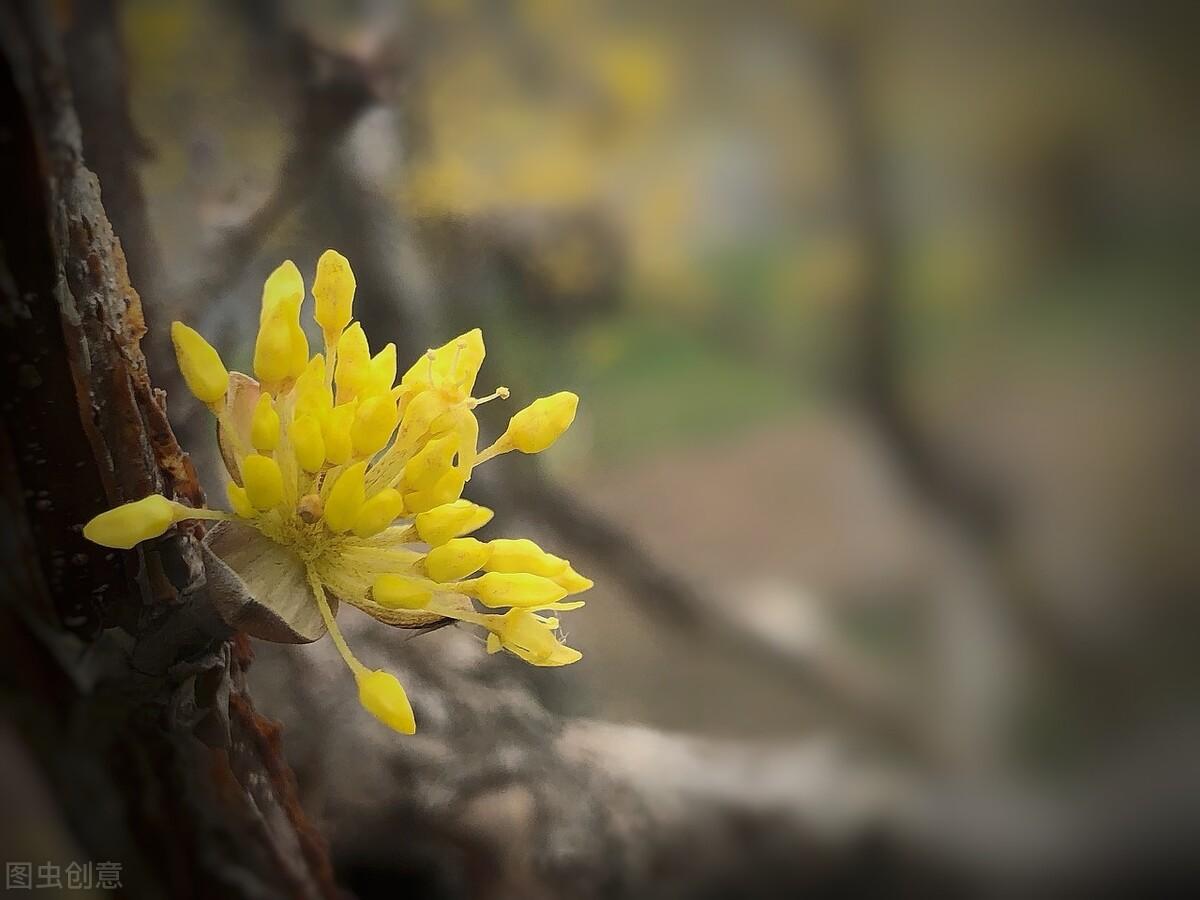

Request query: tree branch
[
  {"left": 500, "top": 461, "right": 931, "bottom": 759},
  {"left": 815, "top": 29, "right": 1120, "bottom": 751},
  {"left": 250, "top": 616, "right": 960, "bottom": 899},
  {"left": 180, "top": 31, "right": 381, "bottom": 324},
  {"left": 0, "top": 3, "right": 336, "bottom": 895}
]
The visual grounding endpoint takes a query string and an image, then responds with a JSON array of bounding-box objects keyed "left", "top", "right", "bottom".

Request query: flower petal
[
  {"left": 216, "top": 371, "right": 262, "bottom": 483},
  {"left": 202, "top": 521, "right": 333, "bottom": 643}
]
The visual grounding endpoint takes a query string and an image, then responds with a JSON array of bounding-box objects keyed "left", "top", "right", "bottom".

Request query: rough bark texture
[
  {"left": 249, "top": 613, "right": 956, "bottom": 900},
  {"left": 0, "top": 4, "right": 336, "bottom": 897}
]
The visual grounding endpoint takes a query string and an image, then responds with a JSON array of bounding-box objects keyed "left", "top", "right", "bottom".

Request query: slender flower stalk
[{"left": 83, "top": 250, "right": 590, "bottom": 734}]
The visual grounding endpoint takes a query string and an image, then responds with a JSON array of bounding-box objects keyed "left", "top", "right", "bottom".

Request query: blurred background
[{"left": 67, "top": 0, "right": 1200, "bottom": 895}]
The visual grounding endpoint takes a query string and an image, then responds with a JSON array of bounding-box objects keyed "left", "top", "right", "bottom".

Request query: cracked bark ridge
[{"left": 0, "top": 3, "right": 336, "bottom": 897}]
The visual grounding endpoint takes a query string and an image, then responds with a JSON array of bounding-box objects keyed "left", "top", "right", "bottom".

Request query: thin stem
[
  {"left": 472, "top": 440, "right": 509, "bottom": 468},
  {"left": 184, "top": 507, "right": 233, "bottom": 522},
  {"left": 325, "top": 338, "right": 338, "bottom": 395},
  {"left": 441, "top": 605, "right": 488, "bottom": 628},
  {"left": 308, "top": 566, "right": 367, "bottom": 677}
]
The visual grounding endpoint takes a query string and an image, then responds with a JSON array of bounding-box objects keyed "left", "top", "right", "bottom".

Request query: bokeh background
[{"left": 79, "top": 0, "right": 1200, "bottom": 894}]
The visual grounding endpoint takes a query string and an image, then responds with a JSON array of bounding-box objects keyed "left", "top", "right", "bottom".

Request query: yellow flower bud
[
  {"left": 414, "top": 499, "right": 494, "bottom": 547},
  {"left": 401, "top": 328, "right": 485, "bottom": 399},
  {"left": 83, "top": 495, "right": 182, "bottom": 549},
  {"left": 424, "top": 537, "right": 491, "bottom": 582},
  {"left": 323, "top": 460, "right": 366, "bottom": 532},
  {"left": 429, "top": 405, "right": 480, "bottom": 474},
  {"left": 170, "top": 321, "right": 229, "bottom": 405},
  {"left": 484, "top": 538, "right": 569, "bottom": 577},
  {"left": 293, "top": 354, "right": 332, "bottom": 419},
  {"left": 226, "top": 482, "right": 256, "bottom": 518},
  {"left": 443, "top": 327, "right": 485, "bottom": 396},
  {"left": 312, "top": 249, "right": 355, "bottom": 341},
  {"left": 461, "top": 572, "right": 568, "bottom": 609},
  {"left": 241, "top": 454, "right": 285, "bottom": 510},
  {"left": 500, "top": 611, "right": 558, "bottom": 660},
  {"left": 351, "top": 394, "right": 399, "bottom": 457},
  {"left": 403, "top": 433, "right": 458, "bottom": 493},
  {"left": 356, "top": 669, "right": 416, "bottom": 734},
  {"left": 254, "top": 261, "right": 309, "bottom": 385},
  {"left": 260, "top": 259, "right": 303, "bottom": 320},
  {"left": 352, "top": 488, "right": 405, "bottom": 538},
  {"left": 289, "top": 414, "right": 326, "bottom": 472},
  {"left": 394, "top": 389, "right": 448, "bottom": 452},
  {"left": 250, "top": 393, "right": 280, "bottom": 452},
  {"left": 254, "top": 302, "right": 309, "bottom": 386},
  {"left": 372, "top": 574, "right": 433, "bottom": 610},
  {"left": 504, "top": 391, "right": 578, "bottom": 454},
  {"left": 551, "top": 563, "right": 594, "bottom": 595},
  {"left": 403, "top": 467, "right": 466, "bottom": 514},
  {"left": 540, "top": 644, "right": 583, "bottom": 666},
  {"left": 253, "top": 308, "right": 291, "bottom": 386},
  {"left": 400, "top": 349, "right": 431, "bottom": 390},
  {"left": 489, "top": 608, "right": 580, "bottom": 666},
  {"left": 366, "top": 342, "right": 397, "bottom": 397},
  {"left": 321, "top": 402, "right": 356, "bottom": 465},
  {"left": 335, "top": 322, "right": 370, "bottom": 401}
]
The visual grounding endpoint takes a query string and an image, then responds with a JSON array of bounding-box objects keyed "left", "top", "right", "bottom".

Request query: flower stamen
[{"left": 468, "top": 386, "right": 509, "bottom": 409}]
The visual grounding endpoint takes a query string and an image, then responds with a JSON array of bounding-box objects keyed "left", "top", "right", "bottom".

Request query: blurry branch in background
[
  {"left": 378, "top": 219, "right": 926, "bottom": 755},
  {"left": 253, "top": 620, "right": 961, "bottom": 899},
  {"left": 501, "top": 461, "right": 933, "bottom": 759},
  {"left": 817, "top": 28, "right": 1118, "bottom": 766},
  {"left": 63, "top": 0, "right": 389, "bottom": 397},
  {"left": 820, "top": 38, "right": 1007, "bottom": 552},
  {"left": 258, "top": 588, "right": 1200, "bottom": 898},
  {"left": 180, "top": 31, "right": 383, "bottom": 320},
  {"left": 179, "top": 1, "right": 437, "bottom": 373}
]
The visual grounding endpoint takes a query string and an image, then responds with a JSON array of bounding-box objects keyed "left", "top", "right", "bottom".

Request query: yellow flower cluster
[{"left": 84, "top": 251, "right": 589, "bottom": 735}]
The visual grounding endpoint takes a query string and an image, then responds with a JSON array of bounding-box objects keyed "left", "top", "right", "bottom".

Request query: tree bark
[{"left": 0, "top": 4, "right": 336, "bottom": 897}]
